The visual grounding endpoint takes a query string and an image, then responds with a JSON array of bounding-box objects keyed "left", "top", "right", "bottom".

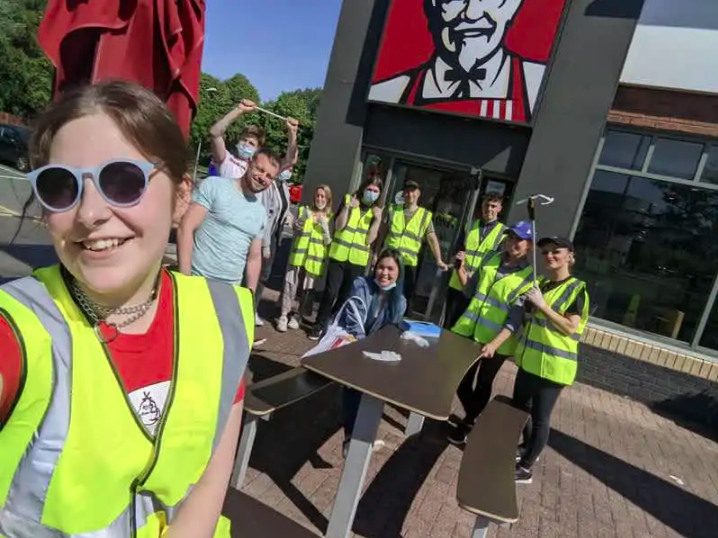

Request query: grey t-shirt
[
  {"left": 403, "top": 205, "right": 435, "bottom": 236},
  {"left": 191, "top": 176, "right": 266, "bottom": 285}
]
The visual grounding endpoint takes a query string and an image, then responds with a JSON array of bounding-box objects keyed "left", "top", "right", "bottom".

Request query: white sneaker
[
  {"left": 276, "top": 316, "right": 288, "bottom": 332},
  {"left": 255, "top": 313, "right": 265, "bottom": 327},
  {"left": 287, "top": 316, "right": 300, "bottom": 330}
]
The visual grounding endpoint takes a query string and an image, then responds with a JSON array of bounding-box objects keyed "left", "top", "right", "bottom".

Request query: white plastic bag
[
  {"left": 302, "top": 296, "right": 366, "bottom": 358},
  {"left": 400, "top": 330, "right": 430, "bottom": 348},
  {"left": 362, "top": 350, "right": 402, "bottom": 362}
]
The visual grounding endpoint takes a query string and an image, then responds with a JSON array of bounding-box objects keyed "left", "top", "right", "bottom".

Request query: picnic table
[{"left": 301, "top": 324, "right": 484, "bottom": 538}]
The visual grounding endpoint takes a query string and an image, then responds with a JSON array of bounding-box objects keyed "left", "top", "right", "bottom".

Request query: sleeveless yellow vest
[
  {"left": 515, "top": 277, "right": 589, "bottom": 385},
  {"left": 0, "top": 265, "right": 253, "bottom": 538},
  {"left": 449, "top": 220, "right": 507, "bottom": 290},
  {"left": 384, "top": 205, "right": 433, "bottom": 267},
  {"left": 452, "top": 253, "right": 533, "bottom": 356},
  {"left": 288, "top": 205, "right": 332, "bottom": 277},
  {"left": 328, "top": 195, "right": 374, "bottom": 267}
]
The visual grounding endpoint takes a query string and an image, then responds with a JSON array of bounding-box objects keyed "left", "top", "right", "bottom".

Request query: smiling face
[
  {"left": 375, "top": 255, "right": 400, "bottom": 288},
  {"left": 44, "top": 113, "right": 176, "bottom": 298},
  {"left": 403, "top": 187, "right": 421, "bottom": 206},
  {"left": 541, "top": 242, "right": 573, "bottom": 271},
  {"left": 481, "top": 197, "right": 503, "bottom": 222},
  {"left": 244, "top": 153, "right": 279, "bottom": 193},
  {"left": 427, "top": 0, "right": 523, "bottom": 72},
  {"left": 314, "top": 187, "right": 328, "bottom": 209},
  {"left": 503, "top": 231, "right": 531, "bottom": 260}
]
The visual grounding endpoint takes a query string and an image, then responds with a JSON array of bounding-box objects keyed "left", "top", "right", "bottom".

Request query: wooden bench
[
  {"left": 231, "top": 367, "right": 334, "bottom": 489},
  {"left": 456, "top": 397, "right": 529, "bottom": 538},
  {"left": 223, "top": 488, "right": 319, "bottom": 537}
]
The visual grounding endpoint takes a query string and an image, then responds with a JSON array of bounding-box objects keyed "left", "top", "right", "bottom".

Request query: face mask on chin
[
  {"left": 236, "top": 144, "right": 255, "bottom": 160},
  {"left": 375, "top": 278, "right": 396, "bottom": 291},
  {"left": 315, "top": 200, "right": 327, "bottom": 210}
]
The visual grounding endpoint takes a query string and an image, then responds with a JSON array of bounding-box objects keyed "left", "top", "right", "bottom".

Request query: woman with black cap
[{"left": 512, "top": 236, "right": 590, "bottom": 484}]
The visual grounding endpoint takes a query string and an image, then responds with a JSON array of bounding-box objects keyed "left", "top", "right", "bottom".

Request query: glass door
[{"left": 388, "top": 161, "right": 480, "bottom": 321}]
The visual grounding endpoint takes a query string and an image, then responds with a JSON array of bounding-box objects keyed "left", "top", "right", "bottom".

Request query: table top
[{"left": 301, "top": 325, "right": 483, "bottom": 420}]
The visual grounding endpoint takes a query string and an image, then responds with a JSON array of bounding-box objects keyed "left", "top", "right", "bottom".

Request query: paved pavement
[
  {"left": 251, "top": 288, "right": 718, "bottom": 538},
  {"left": 2, "top": 172, "right": 717, "bottom": 537}
]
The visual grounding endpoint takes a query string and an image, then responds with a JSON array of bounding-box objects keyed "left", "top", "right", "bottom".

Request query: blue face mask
[
  {"left": 363, "top": 189, "right": 379, "bottom": 204},
  {"left": 375, "top": 279, "right": 396, "bottom": 291},
  {"left": 278, "top": 170, "right": 292, "bottom": 181},
  {"left": 236, "top": 144, "right": 255, "bottom": 160}
]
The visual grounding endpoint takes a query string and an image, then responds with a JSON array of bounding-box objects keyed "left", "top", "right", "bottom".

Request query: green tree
[
  {"left": 256, "top": 88, "right": 322, "bottom": 182},
  {"left": 0, "top": 0, "right": 53, "bottom": 119}
]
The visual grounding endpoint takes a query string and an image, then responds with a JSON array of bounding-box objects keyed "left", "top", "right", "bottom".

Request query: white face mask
[
  {"left": 236, "top": 144, "right": 255, "bottom": 160},
  {"left": 278, "top": 170, "right": 292, "bottom": 182},
  {"left": 315, "top": 200, "right": 327, "bottom": 210}
]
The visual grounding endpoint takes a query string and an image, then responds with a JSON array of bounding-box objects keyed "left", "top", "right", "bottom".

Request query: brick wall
[
  {"left": 578, "top": 344, "right": 718, "bottom": 432},
  {"left": 0, "top": 112, "right": 25, "bottom": 126},
  {"left": 607, "top": 85, "right": 718, "bottom": 137}
]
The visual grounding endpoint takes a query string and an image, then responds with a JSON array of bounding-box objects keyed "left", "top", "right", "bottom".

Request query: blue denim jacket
[{"left": 335, "top": 276, "right": 407, "bottom": 340}]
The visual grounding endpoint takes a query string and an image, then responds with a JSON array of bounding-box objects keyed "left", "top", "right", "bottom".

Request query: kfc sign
[{"left": 369, "top": 0, "right": 568, "bottom": 124}]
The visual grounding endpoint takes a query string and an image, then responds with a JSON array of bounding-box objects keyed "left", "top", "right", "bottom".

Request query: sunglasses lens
[
  {"left": 99, "top": 161, "right": 147, "bottom": 205},
  {"left": 36, "top": 168, "right": 79, "bottom": 210}
]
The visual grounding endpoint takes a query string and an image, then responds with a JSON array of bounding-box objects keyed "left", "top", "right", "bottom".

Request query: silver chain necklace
[{"left": 68, "top": 273, "right": 160, "bottom": 344}]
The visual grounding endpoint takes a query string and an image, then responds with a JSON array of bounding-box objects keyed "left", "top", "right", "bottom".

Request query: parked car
[
  {"left": 0, "top": 124, "right": 31, "bottom": 172},
  {"left": 289, "top": 183, "right": 303, "bottom": 204}
]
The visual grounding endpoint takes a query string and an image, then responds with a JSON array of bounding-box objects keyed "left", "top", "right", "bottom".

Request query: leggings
[{"left": 511, "top": 368, "right": 564, "bottom": 469}]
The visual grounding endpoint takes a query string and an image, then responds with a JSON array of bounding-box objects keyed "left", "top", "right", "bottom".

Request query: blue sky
[{"left": 202, "top": 0, "right": 342, "bottom": 102}]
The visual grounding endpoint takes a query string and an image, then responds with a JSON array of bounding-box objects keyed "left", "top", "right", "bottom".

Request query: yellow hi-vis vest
[
  {"left": 0, "top": 265, "right": 253, "bottom": 538},
  {"left": 449, "top": 220, "right": 507, "bottom": 290},
  {"left": 328, "top": 194, "right": 374, "bottom": 267},
  {"left": 515, "top": 277, "right": 590, "bottom": 386},
  {"left": 289, "top": 205, "right": 332, "bottom": 277},
  {"left": 384, "top": 205, "right": 433, "bottom": 267},
  {"left": 452, "top": 252, "right": 533, "bottom": 356}
]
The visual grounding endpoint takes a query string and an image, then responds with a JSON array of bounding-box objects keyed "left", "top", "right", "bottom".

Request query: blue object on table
[{"left": 400, "top": 319, "right": 442, "bottom": 338}]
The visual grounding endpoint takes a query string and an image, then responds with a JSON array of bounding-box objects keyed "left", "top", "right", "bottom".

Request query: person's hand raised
[{"left": 238, "top": 99, "right": 257, "bottom": 113}]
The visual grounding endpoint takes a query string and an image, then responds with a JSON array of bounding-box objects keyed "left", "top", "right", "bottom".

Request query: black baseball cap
[
  {"left": 403, "top": 180, "right": 420, "bottom": 191},
  {"left": 537, "top": 236, "right": 574, "bottom": 252}
]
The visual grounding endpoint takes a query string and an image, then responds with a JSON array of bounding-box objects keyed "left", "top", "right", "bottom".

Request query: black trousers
[
  {"left": 444, "top": 287, "right": 470, "bottom": 329},
  {"left": 403, "top": 264, "right": 418, "bottom": 310},
  {"left": 512, "top": 368, "right": 564, "bottom": 469},
  {"left": 315, "top": 260, "right": 365, "bottom": 329},
  {"left": 456, "top": 355, "right": 507, "bottom": 424}
]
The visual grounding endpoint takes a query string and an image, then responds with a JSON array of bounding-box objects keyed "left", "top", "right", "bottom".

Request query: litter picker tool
[
  {"left": 255, "top": 106, "right": 288, "bottom": 122},
  {"left": 516, "top": 194, "right": 555, "bottom": 286}
]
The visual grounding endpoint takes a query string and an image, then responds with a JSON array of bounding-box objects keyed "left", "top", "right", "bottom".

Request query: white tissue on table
[
  {"left": 362, "top": 350, "right": 402, "bottom": 362},
  {"left": 400, "top": 330, "right": 430, "bottom": 348}
]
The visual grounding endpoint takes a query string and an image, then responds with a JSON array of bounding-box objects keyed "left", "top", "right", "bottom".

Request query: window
[
  {"left": 576, "top": 129, "right": 718, "bottom": 352},
  {"left": 647, "top": 138, "right": 703, "bottom": 179}
]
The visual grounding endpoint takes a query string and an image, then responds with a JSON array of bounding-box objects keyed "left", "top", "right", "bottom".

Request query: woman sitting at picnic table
[
  {"left": 512, "top": 236, "right": 589, "bottom": 484},
  {"left": 334, "top": 248, "right": 406, "bottom": 456}
]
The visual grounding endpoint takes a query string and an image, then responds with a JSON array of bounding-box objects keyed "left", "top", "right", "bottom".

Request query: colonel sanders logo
[{"left": 369, "top": 0, "right": 567, "bottom": 123}]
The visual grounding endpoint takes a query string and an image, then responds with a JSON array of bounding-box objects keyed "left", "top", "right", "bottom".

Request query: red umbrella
[{"left": 38, "top": 0, "right": 205, "bottom": 138}]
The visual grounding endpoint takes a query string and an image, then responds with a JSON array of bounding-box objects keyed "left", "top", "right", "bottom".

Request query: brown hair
[
  {"left": 30, "top": 80, "right": 188, "bottom": 183},
  {"left": 314, "top": 184, "right": 333, "bottom": 211},
  {"left": 354, "top": 175, "right": 384, "bottom": 203},
  {"left": 482, "top": 192, "right": 504, "bottom": 205},
  {"left": 251, "top": 148, "right": 281, "bottom": 169},
  {"left": 239, "top": 125, "right": 266, "bottom": 147}
]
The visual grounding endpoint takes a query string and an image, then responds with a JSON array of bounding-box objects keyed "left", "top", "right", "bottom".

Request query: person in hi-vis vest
[
  {"left": 0, "top": 81, "right": 253, "bottom": 538},
  {"left": 310, "top": 173, "right": 384, "bottom": 340},
  {"left": 448, "top": 221, "right": 534, "bottom": 446},
  {"left": 444, "top": 192, "right": 506, "bottom": 328},
  {"left": 512, "top": 236, "right": 589, "bottom": 485},
  {"left": 383, "top": 180, "right": 448, "bottom": 306},
  {"left": 276, "top": 184, "right": 333, "bottom": 332}
]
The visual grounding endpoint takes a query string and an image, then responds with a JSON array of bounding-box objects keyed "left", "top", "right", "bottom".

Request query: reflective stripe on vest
[
  {"left": 0, "top": 266, "right": 253, "bottom": 538},
  {"left": 328, "top": 195, "right": 374, "bottom": 267},
  {"left": 451, "top": 253, "right": 533, "bottom": 356},
  {"left": 515, "top": 277, "right": 590, "bottom": 386},
  {"left": 449, "top": 221, "right": 507, "bottom": 290},
  {"left": 289, "top": 206, "right": 332, "bottom": 277},
  {"left": 384, "top": 205, "right": 432, "bottom": 267}
]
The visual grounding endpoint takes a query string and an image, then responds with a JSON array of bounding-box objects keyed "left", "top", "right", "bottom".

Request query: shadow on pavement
[
  {"left": 245, "top": 353, "right": 343, "bottom": 533},
  {"left": 651, "top": 391, "right": 718, "bottom": 443},
  {"left": 549, "top": 428, "right": 718, "bottom": 538},
  {"left": 353, "top": 419, "right": 450, "bottom": 538}
]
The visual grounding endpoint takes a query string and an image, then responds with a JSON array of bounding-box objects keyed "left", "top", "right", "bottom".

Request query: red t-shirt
[{"left": 0, "top": 271, "right": 245, "bottom": 433}]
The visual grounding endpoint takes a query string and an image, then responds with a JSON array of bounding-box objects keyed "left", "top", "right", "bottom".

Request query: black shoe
[
  {"left": 308, "top": 325, "right": 323, "bottom": 341},
  {"left": 515, "top": 464, "right": 533, "bottom": 484},
  {"left": 447, "top": 423, "right": 469, "bottom": 446},
  {"left": 515, "top": 445, "right": 526, "bottom": 462}
]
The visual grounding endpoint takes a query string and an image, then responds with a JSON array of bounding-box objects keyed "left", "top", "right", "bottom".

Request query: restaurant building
[{"left": 304, "top": 0, "right": 718, "bottom": 422}]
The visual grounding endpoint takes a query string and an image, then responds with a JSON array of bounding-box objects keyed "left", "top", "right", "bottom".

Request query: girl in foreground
[
  {"left": 0, "top": 81, "right": 253, "bottom": 537},
  {"left": 334, "top": 248, "right": 406, "bottom": 456},
  {"left": 512, "top": 236, "right": 590, "bottom": 484},
  {"left": 276, "top": 184, "right": 333, "bottom": 332}
]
